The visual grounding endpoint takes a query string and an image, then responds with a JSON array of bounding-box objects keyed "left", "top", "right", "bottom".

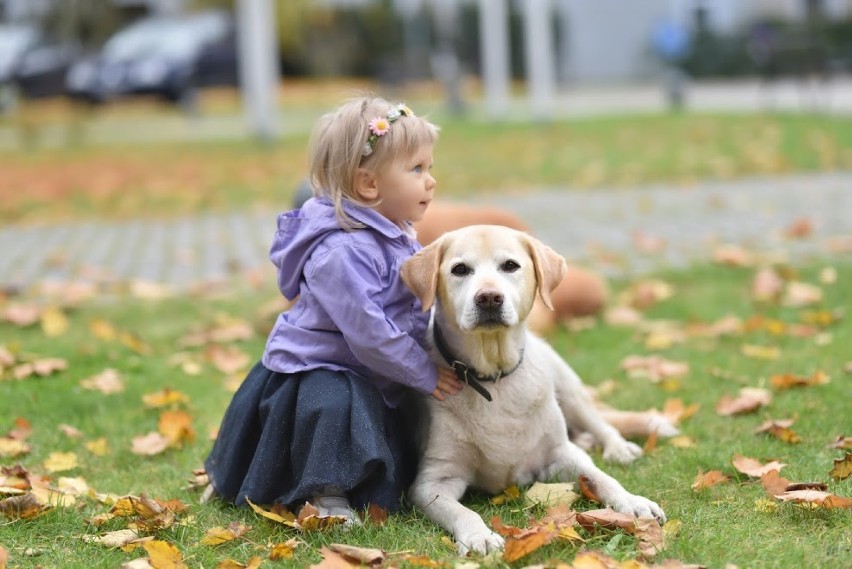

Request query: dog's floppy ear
[
  {"left": 524, "top": 234, "right": 567, "bottom": 310},
  {"left": 401, "top": 238, "right": 443, "bottom": 312}
]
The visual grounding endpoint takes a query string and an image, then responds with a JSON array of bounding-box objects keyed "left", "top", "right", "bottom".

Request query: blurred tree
[{"left": 41, "top": 0, "right": 122, "bottom": 49}]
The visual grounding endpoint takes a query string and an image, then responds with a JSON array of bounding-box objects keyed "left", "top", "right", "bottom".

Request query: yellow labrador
[{"left": 401, "top": 225, "right": 667, "bottom": 556}]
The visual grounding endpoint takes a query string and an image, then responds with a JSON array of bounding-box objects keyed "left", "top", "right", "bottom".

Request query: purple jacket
[{"left": 261, "top": 197, "right": 437, "bottom": 407}]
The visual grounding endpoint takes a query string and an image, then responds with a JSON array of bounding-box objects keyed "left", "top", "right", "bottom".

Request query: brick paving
[{"left": 1, "top": 171, "right": 850, "bottom": 293}]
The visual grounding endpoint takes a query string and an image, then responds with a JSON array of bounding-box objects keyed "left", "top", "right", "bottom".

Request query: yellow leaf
[
  {"left": 40, "top": 307, "right": 69, "bottom": 337},
  {"left": 81, "top": 529, "right": 142, "bottom": 548},
  {"left": 754, "top": 499, "right": 778, "bottom": 513},
  {"left": 502, "top": 529, "right": 554, "bottom": 563},
  {"left": 158, "top": 410, "right": 195, "bottom": 447},
  {"left": 740, "top": 344, "right": 781, "bottom": 360},
  {"left": 89, "top": 318, "right": 117, "bottom": 341},
  {"left": 269, "top": 538, "right": 298, "bottom": 560},
  {"left": 86, "top": 437, "right": 109, "bottom": 456},
  {"left": 691, "top": 470, "right": 729, "bottom": 491},
  {"left": 830, "top": 452, "right": 852, "bottom": 481},
  {"left": 200, "top": 522, "right": 251, "bottom": 546},
  {"left": 668, "top": 435, "right": 697, "bottom": 448},
  {"left": 43, "top": 451, "right": 78, "bottom": 473},
  {"left": 142, "top": 389, "right": 190, "bottom": 409},
  {"left": 0, "top": 438, "right": 30, "bottom": 457},
  {"left": 142, "top": 540, "right": 187, "bottom": 569},
  {"left": 524, "top": 482, "right": 578, "bottom": 508},
  {"left": 490, "top": 484, "right": 521, "bottom": 505},
  {"left": 245, "top": 498, "right": 296, "bottom": 526}
]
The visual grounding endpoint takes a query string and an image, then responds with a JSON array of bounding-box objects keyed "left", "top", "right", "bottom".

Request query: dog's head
[{"left": 402, "top": 225, "right": 567, "bottom": 332}]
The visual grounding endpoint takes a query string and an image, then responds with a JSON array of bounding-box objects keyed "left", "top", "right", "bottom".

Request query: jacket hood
[{"left": 269, "top": 197, "right": 410, "bottom": 299}]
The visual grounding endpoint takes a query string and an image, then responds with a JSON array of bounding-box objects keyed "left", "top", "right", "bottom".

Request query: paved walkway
[{"left": 1, "top": 171, "right": 849, "bottom": 293}]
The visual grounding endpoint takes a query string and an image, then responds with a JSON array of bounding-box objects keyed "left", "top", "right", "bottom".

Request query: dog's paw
[
  {"left": 602, "top": 439, "right": 643, "bottom": 464},
  {"left": 611, "top": 493, "right": 667, "bottom": 523},
  {"left": 647, "top": 415, "right": 679, "bottom": 438},
  {"left": 455, "top": 527, "right": 505, "bottom": 557}
]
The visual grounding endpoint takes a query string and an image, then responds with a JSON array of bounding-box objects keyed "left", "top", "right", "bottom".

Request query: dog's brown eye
[
  {"left": 501, "top": 260, "right": 520, "bottom": 272},
  {"left": 451, "top": 263, "right": 471, "bottom": 276}
]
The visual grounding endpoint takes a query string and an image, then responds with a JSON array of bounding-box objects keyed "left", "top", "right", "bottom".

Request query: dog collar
[{"left": 432, "top": 323, "right": 524, "bottom": 402}]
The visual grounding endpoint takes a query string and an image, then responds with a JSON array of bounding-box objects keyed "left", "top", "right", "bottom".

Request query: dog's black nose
[{"left": 475, "top": 290, "right": 504, "bottom": 309}]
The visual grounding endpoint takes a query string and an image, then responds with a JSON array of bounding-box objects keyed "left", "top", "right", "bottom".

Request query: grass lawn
[
  {"left": 1, "top": 260, "right": 849, "bottom": 568},
  {"left": 2, "top": 106, "right": 852, "bottom": 224}
]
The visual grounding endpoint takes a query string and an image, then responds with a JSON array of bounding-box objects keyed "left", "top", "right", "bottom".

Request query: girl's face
[{"left": 372, "top": 143, "right": 436, "bottom": 226}]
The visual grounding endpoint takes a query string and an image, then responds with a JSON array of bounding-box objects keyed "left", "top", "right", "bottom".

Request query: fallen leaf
[
  {"left": 0, "top": 545, "right": 8, "bottom": 569},
  {"left": 829, "top": 435, "right": 852, "bottom": 449},
  {"left": 80, "top": 368, "right": 125, "bottom": 394},
  {"left": 217, "top": 557, "right": 263, "bottom": 569},
  {"left": 502, "top": 529, "right": 555, "bottom": 563},
  {"left": 691, "top": 470, "right": 729, "bottom": 491},
  {"left": 0, "top": 438, "right": 30, "bottom": 458},
  {"left": 524, "top": 482, "right": 579, "bottom": 508},
  {"left": 0, "top": 493, "right": 49, "bottom": 519},
  {"left": 158, "top": 410, "right": 195, "bottom": 447},
  {"left": 754, "top": 419, "right": 801, "bottom": 444},
  {"left": 782, "top": 281, "right": 823, "bottom": 307},
  {"left": 620, "top": 355, "right": 689, "bottom": 383},
  {"left": 760, "top": 470, "right": 793, "bottom": 497},
  {"left": 43, "top": 451, "right": 78, "bottom": 473},
  {"left": 775, "top": 490, "right": 852, "bottom": 509},
  {"left": 200, "top": 522, "right": 251, "bottom": 546},
  {"left": 364, "top": 503, "right": 388, "bottom": 525},
  {"left": 2, "top": 303, "right": 41, "bottom": 326},
  {"left": 82, "top": 529, "right": 143, "bottom": 548},
  {"left": 89, "top": 318, "right": 118, "bottom": 341},
  {"left": 830, "top": 452, "right": 852, "bottom": 481},
  {"left": 269, "top": 538, "right": 299, "bottom": 560},
  {"left": 312, "top": 546, "right": 359, "bottom": 569},
  {"left": 245, "top": 498, "right": 296, "bottom": 526},
  {"left": 668, "top": 435, "right": 697, "bottom": 448},
  {"left": 328, "top": 543, "right": 385, "bottom": 566},
  {"left": 570, "top": 550, "right": 622, "bottom": 569},
  {"left": 716, "top": 388, "right": 772, "bottom": 416},
  {"left": 142, "top": 389, "right": 190, "bottom": 409},
  {"left": 751, "top": 267, "right": 784, "bottom": 302},
  {"left": 740, "top": 344, "right": 780, "bottom": 360},
  {"left": 783, "top": 217, "right": 813, "bottom": 239},
  {"left": 40, "top": 307, "right": 69, "bottom": 337},
  {"left": 58, "top": 424, "right": 84, "bottom": 438},
  {"left": 732, "top": 455, "right": 786, "bottom": 477},
  {"left": 131, "top": 432, "right": 170, "bottom": 456},
  {"left": 142, "top": 540, "right": 187, "bottom": 569},
  {"left": 770, "top": 371, "right": 829, "bottom": 390},
  {"left": 86, "top": 437, "right": 109, "bottom": 456},
  {"left": 578, "top": 475, "right": 602, "bottom": 503},
  {"left": 713, "top": 244, "right": 754, "bottom": 267},
  {"left": 490, "top": 485, "right": 521, "bottom": 505}
]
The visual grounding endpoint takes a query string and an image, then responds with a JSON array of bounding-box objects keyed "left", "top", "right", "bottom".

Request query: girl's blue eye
[{"left": 413, "top": 165, "right": 422, "bottom": 173}]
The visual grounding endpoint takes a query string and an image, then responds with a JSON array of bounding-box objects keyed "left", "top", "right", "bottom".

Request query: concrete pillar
[
  {"left": 236, "top": 0, "right": 280, "bottom": 142},
  {"left": 522, "top": 0, "right": 556, "bottom": 117},
  {"left": 477, "top": 0, "right": 510, "bottom": 117}
]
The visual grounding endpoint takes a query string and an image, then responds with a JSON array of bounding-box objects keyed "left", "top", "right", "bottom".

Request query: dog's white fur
[{"left": 401, "top": 225, "right": 667, "bottom": 556}]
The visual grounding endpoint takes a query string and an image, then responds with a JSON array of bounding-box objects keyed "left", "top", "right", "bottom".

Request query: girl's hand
[{"left": 431, "top": 367, "right": 463, "bottom": 401}]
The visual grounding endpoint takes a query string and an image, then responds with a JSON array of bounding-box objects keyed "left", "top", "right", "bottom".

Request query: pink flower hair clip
[{"left": 362, "top": 103, "right": 415, "bottom": 157}]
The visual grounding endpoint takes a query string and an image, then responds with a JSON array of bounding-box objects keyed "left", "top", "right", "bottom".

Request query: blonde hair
[{"left": 308, "top": 96, "right": 440, "bottom": 229}]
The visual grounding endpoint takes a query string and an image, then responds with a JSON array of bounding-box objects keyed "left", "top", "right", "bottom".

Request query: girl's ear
[{"left": 354, "top": 168, "right": 379, "bottom": 201}]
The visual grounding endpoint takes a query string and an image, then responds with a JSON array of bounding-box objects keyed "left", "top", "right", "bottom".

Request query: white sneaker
[{"left": 312, "top": 494, "right": 362, "bottom": 527}]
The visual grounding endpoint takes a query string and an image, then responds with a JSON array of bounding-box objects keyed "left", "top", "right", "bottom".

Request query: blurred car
[
  {"left": 66, "top": 10, "right": 238, "bottom": 106},
  {"left": 0, "top": 23, "right": 38, "bottom": 110},
  {"left": 14, "top": 39, "right": 80, "bottom": 99}
]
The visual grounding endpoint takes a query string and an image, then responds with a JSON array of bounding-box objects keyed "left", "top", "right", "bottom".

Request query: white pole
[
  {"left": 236, "top": 0, "right": 280, "bottom": 142},
  {"left": 477, "top": 0, "right": 510, "bottom": 117},
  {"left": 522, "top": 0, "right": 555, "bottom": 118}
]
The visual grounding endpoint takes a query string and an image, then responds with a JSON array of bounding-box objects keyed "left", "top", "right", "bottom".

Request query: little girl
[{"left": 204, "top": 96, "right": 461, "bottom": 522}]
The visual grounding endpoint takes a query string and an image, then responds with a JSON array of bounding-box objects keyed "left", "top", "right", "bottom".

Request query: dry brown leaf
[
  {"left": 715, "top": 388, "right": 771, "bottom": 416},
  {"left": 364, "top": 503, "right": 388, "bottom": 525},
  {"left": 770, "top": 371, "right": 829, "bottom": 390},
  {"left": 760, "top": 469, "right": 793, "bottom": 497},
  {"left": 2, "top": 303, "right": 41, "bottom": 326},
  {"left": 578, "top": 475, "right": 602, "bottom": 503},
  {"left": 830, "top": 452, "right": 852, "bottom": 481},
  {"left": 732, "top": 455, "right": 787, "bottom": 478},
  {"left": 142, "top": 389, "right": 190, "bottom": 409},
  {"left": 328, "top": 544, "right": 385, "bottom": 566},
  {"left": 754, "top": 419, "right": 801, "bottom": 444},
  {"left": 205, "top": 345, "right": 251, "bottom": 375},
  {"left": 200, "top": 522, "right": 251, "bottom": 546},
  {"left": 82, "top": 529, "right": 143, "bottom": 548},
  {"left": 80, "top": 368, "right": 125, "bottom": 394},
  {"left": 775, "top": 490, "right": 852, "bottom": 509},
  {"left": 312, "top": 546, "right": 359, "bottom": 569},
  {"left": 58, "top": 423, "right": 84, "bottom": 438},
  {"left": 0, "top": 492, "right": 49, "bottom": 519},
  {"left": 691, "top": 470, "right": 729, "bottom": 491},
  {"left": 502, "top": 529, "right": 555, "bottom": 563},
  {"left": 0, "top": 545, "right": 8, "bottom": 569},
  {"left": 604, "top": 306, "right": 644, "bottom": 327},
  {"left": 620, "top": 355, "right": 689, "bottom": 383},
  {"left": 662, "top": 399, "right": 700, "bottom": 424},
  {"left": 634, "top": 516, "right": 666, "bottom": 559},
  {"left": 829, "top": 435, "right": 852, "bottom": 450},
  {"left": 131, "top": 432, "right": 170, "bottom": 456},
  {"left": 158, "top": 410, "right": 195, "bottom": 447},
  {"left": 570, "top": 550, "right": 622, "bottom": 569}
]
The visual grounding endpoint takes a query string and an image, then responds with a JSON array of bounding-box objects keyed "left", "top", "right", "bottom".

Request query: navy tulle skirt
[{"left": 204, "top": 362, "right": 415, "bottom": 512}]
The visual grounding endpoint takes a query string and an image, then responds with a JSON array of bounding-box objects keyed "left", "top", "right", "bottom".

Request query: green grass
[
  {"left": 2, "top": 110, "right": 852, "bottom": 223},
  {"left": 1, "top": 261, "right": 850, "bottom": 568}
]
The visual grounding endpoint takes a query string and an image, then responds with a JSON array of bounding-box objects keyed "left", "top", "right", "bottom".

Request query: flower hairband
[{"left": 361, "top": 103, "right": 415, "bottom": 157}]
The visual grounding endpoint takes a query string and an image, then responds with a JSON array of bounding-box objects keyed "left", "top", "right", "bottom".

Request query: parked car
[
  {"left": 66, "top": 10, "right": 239, "bottom": 106},
  {"left": 14, "top": 39, "right": 80, "bottom": 99}
]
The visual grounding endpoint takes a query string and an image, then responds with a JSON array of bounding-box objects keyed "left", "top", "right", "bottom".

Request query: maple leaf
[
  {"left": 732, "top": 455, "right": 787, "bottom": 478},
  {"left": 200, "top": 522, "right": 251, "bottom": 546},
  {"left": 830, "top": 452, "right": 852, "bottom": 481},
  {"left": 715, "top": 388, "right": 771, "bottom": 416},
  {"left": 524, "top": 481, "right": 579, "bottom": 508},
  {"left": 691, "top": 470, "right": 729, "bottom": 491}
]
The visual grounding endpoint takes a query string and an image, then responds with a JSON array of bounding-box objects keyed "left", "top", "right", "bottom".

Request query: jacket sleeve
[{"left": 305, "top": 242, "right": 438, "bottom": 394}]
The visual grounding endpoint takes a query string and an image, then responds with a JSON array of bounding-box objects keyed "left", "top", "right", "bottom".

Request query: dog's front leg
[
  {"left": 410, "top": 470, "right": 504, "bottom": 556},
  {"left": 548, "top": 440, "right": 666, "bottom": 522}
]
